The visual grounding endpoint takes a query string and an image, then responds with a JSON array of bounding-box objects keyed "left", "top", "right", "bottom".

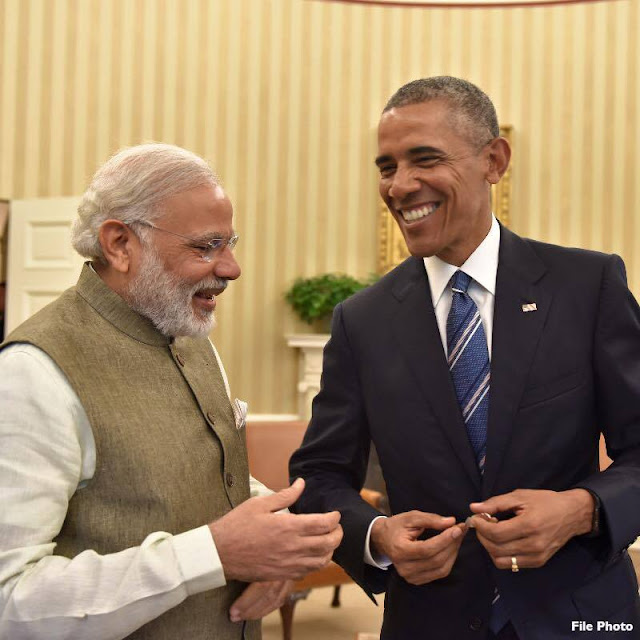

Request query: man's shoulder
[
  {"left": 2, "top": 286, "right": 79, "bottom": 348},
  {"left": 342, "top": 256, "right": 423, "bottom": 309},
  {"left": 503, "top": 227, "right": 619, "bottom": 280},
  {"left": 523, "top": 235, "right": 612, "bottom": 263}
]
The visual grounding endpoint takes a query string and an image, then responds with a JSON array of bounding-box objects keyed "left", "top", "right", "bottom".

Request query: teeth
[{"left": 401, "top": 202, "right": 440, "bottom": 222}]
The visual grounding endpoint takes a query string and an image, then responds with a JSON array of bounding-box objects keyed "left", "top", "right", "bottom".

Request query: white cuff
[
  {"left": 363, "top": 515, "right": 392, "bottom": 569},
  {"left": 171, "top": 525, "right": 226, "bottom": 595}
]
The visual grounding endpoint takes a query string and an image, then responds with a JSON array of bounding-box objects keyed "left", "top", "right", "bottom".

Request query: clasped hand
[
  {"left": 371, "top": 512, "right": 466, "bottom": 585},
  {"left": 370, "top": 488, "right": 594, "bottom": 584},
  {"left": 469, "top": 488, "right": 594, "bottom": 570}
]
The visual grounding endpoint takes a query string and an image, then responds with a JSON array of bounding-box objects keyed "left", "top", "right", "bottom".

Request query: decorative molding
[
  {"left": 315, "top": 0, "right": 613, "bottom": 8},
  {"left": 494, "top": 125, "right": 513, "bottom": 229},
  {"left": 378, "top": 125, "right": 513, "bottom": 275}
]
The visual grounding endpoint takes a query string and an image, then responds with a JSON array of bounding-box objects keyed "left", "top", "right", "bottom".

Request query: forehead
[
  {"left": 377, "top": 100, "right": 471, "bottom": 157},
  {"left": 159, "top": 184, "right": 234, "bottom": 234}
]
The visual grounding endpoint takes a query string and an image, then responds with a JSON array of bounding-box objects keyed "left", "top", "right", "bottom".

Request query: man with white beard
[{"left": 0, "top": 143, "right": 343, "bottom": 640}]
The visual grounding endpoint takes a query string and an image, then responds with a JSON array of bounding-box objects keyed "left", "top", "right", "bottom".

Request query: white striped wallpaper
[{"left": 1, "top": 0, "right": 638, "bottom": 413}]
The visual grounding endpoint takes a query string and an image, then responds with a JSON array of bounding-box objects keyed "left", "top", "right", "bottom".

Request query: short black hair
[{"left": 383, "top": 76, "right": 499, "bottom": 148}]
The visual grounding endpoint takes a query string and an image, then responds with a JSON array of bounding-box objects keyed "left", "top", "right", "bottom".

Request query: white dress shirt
[
  {"left": 0, "top": 340, "right": 270, "bottom": 639},
  {"left": 364, "top": 215, "right": 501, "bottom": 568}
]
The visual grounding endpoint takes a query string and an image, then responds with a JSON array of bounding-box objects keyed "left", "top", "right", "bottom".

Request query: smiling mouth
[
  {"left": 399, "top": 202, "right": 441, "bottom": 222},
  {"left": 194, "top": 288, "right": 219, "bottom": 300}
]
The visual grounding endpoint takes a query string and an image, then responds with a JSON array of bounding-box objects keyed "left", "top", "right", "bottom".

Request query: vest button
[
  {"left": 175, "top": 353, "right": 185, "bottom": 367},
  {"left": 206, "top": 412, "right": 215, "bottom": 424},
  {"left": 469, "top": 617, "right": 483, "bottom": 631},
  {"left": 225, "top": 472, "right": 235, "bottom": 487}
]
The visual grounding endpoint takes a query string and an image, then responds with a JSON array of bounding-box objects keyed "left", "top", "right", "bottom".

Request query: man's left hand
[
  {"left": 469, "top": 489, "right": 594, "bottom": 569},
  {"left": 229, "top": 580, "right": 294, "bottom": 622}
]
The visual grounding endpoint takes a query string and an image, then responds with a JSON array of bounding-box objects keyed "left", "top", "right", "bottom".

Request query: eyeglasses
[{"left": 133, "top": 221, "right": 239, "bottom": 263}]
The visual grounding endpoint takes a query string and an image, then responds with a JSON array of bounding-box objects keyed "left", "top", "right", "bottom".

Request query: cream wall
[{"left": 1, "top": 0, "right": 638, "bottom": 414}]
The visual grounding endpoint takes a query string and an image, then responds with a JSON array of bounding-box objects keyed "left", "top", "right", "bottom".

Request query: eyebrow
[
  {"left": 193, "top": 230, "right": 236, "bottom": 244},
  {"left": 375, "top": 145, "right": 445, "bottom": 167},
  {"left": 408, "top": 145, "right": 444, "bottom": 156}
]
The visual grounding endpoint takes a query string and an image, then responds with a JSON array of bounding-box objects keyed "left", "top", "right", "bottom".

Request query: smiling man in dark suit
[{"left": 290, "top": 76, "right": 640, "bottom": 639}]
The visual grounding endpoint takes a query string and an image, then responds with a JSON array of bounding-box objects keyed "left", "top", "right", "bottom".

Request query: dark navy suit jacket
[{"left": 290, "top": 226, "right": 640, "bottom": 639}]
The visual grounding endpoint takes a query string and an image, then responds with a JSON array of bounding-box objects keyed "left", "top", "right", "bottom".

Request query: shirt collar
[
  {"left": 423, "top": 215, "right": 500, "bottom": 306},
  {"left": 76, "top": 262, "right": 171, "bottom": 347}
]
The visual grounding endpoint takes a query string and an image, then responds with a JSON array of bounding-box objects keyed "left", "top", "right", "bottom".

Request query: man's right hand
[
  {"left": 209, "top": 478, "right": 343, "bottom": 583},
  {"left": 370, "top": 511, "right": 466, "bottom": 585}
]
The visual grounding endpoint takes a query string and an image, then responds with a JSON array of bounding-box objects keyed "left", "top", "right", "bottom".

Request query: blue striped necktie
[
  {"left": 446, "top": 270, "right": 490, "bottom": 472},
  {"left": 446, "top": 271, "right": 510, "bottom": 634}
]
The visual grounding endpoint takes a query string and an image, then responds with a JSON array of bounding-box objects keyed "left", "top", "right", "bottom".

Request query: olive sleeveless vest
[{"left": 3, "top": 264, "right": 260, "bottom": 640}]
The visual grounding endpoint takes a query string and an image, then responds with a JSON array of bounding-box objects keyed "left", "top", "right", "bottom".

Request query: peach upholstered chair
[{"left": 246, "top": 420, "right": 382, "bottom": 640}]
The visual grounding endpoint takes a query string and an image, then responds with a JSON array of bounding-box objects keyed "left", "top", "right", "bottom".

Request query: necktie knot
[{"left": 451, "top": 270, "right": 471, "bottom": 294}]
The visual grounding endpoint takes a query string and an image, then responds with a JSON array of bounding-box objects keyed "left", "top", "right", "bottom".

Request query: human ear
[
  {"left": 98, "top": 220, "right": 137, "bottom": 274},
  {"left": 485, "top": 137, "right": 511, "bottom": 184}
]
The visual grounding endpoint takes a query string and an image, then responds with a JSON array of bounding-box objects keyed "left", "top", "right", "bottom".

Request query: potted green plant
[{"left": 285, "top": 273, "right": 376, "bottom": 332}]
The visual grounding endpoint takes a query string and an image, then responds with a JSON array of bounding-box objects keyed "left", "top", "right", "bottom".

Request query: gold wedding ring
[{"left": 511, "top": 556, "right": 519, "bottom": 573}]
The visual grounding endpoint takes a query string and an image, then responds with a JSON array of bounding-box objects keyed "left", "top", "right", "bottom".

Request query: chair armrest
[{"left": 359, "top": 488, "right": 383, "bottom": 510}]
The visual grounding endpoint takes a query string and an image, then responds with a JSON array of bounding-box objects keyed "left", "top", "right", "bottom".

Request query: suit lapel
[
  {"left": 483, "top": 227, "right": 551, "bottom": 498},
  {"left": 391, "top": 258, "right": 481, "bottom": 491}
]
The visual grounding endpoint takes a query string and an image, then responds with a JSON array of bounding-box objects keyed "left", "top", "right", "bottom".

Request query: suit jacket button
[
  {"left": 206, "top": 412, "right": 215, "bottom": 424},
  {"left": 469, "top": 617, "right": 483, "bottom": 632},
  {"left": 175, "top": 353, "right": 185, "bottom": 367},
  {"left": 226, "top": 472, "right": 235, "bottom": 487}
]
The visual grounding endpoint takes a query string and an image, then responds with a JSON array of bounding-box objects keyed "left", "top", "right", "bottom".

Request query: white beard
[{"left": 125, "top": 247, "right": 227, "bottom": 338}]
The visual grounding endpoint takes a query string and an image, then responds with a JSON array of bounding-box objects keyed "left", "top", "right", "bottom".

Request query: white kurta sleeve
[{"left": 0, "top": 345, "right": 225, "bottom": 639}]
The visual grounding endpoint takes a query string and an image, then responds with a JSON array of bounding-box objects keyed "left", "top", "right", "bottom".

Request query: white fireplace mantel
[{"left": 286, "top": 333, "right": 330, "bottom": 421}]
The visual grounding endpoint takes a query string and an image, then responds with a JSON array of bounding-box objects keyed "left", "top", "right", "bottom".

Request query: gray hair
[
  {"left": 72, "top": 143, "right": 219, "bottom": 262},
  {"left": 383, "top": 76, "right": 499, "bottom": 148}
]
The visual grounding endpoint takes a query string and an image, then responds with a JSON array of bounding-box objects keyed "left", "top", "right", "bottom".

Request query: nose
[
  {"left": 212, "top": 248, "right": 241, "bottom": 281},
  {"left": 388, "top": 166, "right": 421, "bottom": 202}
]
